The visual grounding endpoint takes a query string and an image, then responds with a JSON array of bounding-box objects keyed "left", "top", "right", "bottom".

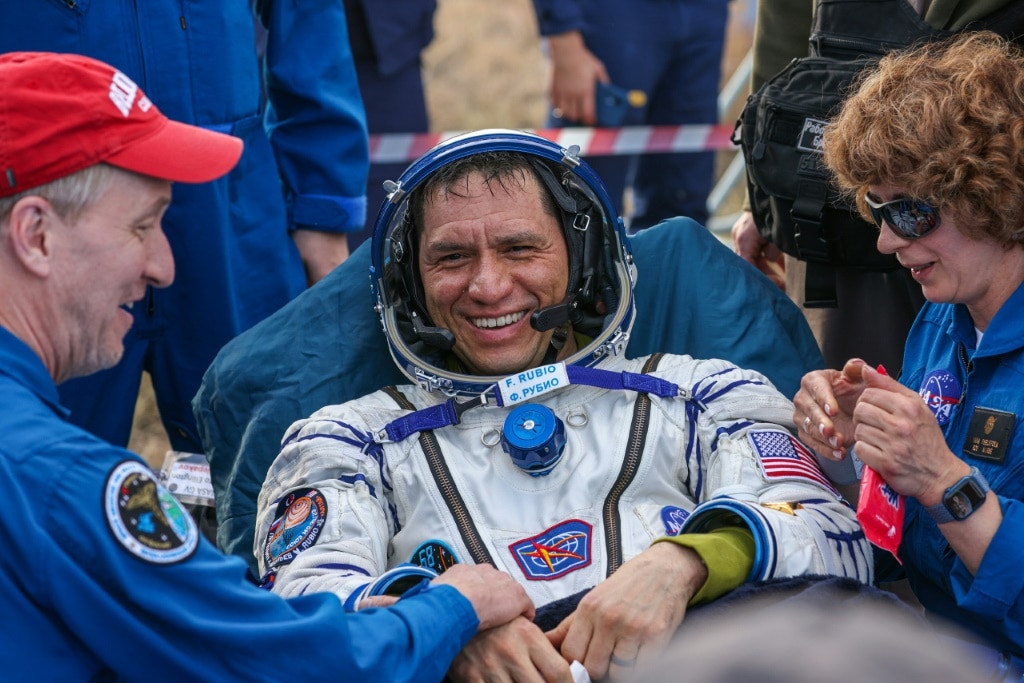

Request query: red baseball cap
[{"left": 0, "top": 51, "right": 243, "bottom": 198}]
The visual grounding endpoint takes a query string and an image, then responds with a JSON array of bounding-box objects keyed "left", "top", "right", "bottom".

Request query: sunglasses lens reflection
[{"left": 868, "top": 198, "right": 940, "bottom": 239}]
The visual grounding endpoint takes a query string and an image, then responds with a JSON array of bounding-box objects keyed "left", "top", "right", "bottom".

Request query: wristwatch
[{"left": 924, "top": 467, "right": 991, "bottom": 524}]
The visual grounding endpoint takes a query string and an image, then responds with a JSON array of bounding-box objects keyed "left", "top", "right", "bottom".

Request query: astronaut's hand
[
  {"left": 291, "top": 228, "right": 350, "bottom": 286},
  {"left": 547, "top": 542, "right": 704, "bottom": 681},
  {"left": 356, "top": 595, "right": 399, "bottom": 609},
  {"left": 448, "top": 616, "right": 573, "bottom": 683}
]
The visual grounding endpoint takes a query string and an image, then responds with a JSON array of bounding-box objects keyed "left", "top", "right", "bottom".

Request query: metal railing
[{"left": 706, "top": 48, "right": 752, "bottom": 237}]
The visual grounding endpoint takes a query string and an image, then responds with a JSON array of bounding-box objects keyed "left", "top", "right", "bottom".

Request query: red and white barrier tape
[{"left": 368, "top": 124, "right": 736, "bottom": 164}]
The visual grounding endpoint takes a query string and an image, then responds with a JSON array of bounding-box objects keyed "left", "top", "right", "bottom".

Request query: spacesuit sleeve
[
  {"left": 670, "top": 359, "right": 874, "bottom": 585},
  {"left": 255, "top": 400, "right": 400, "bottom": 604},
  {"left": 257, "top": 0, "right": 369, "bottom": 234}
]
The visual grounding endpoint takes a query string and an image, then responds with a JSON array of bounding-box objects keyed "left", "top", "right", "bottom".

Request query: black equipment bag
[{"left": 735, "top": 0, "right": 1024, "bottom": 307}]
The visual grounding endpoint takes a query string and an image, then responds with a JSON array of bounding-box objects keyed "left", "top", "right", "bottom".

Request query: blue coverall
[
  {"left": 0, "top": 0, "right": 369, "bottom": 453},
  {"left": 0, "top": 327, "right": 479, "bottom": 682},
  {"left": 895, "top": 281, "right": 1024, "bottom": 663},
  {"left": 344, "top": 0, "right": 437, "bottom": 250},
  {"left": 533, "top": 0, "right": 729, "bottom": 229}
]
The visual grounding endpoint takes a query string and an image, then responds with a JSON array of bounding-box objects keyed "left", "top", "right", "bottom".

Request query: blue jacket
[
  {"left": 897, "top": 281, "right": 1024, "bottom": 657},
  {"left": 0, "top": 327, "right": 478, "bottom": 682}
]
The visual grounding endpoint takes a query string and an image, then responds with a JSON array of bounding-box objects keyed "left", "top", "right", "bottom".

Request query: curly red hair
[{"left": 824, "top": 31, "right": 1024, "bottom": 244}]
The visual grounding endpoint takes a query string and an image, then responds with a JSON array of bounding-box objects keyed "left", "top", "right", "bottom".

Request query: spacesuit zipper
[
  {"left": 603, "top": 353, "right": 664, "bottom": 576},
  {"left": 382, "top": 386, "right": 496, "bottom": 567}
]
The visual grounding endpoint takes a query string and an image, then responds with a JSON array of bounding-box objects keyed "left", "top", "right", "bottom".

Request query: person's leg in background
[
  {"left": 553, "top": 0, "right": 727, "bottom": 230},
  {"left": 344, "top": 0, "right": 433, "bottom": 252},
  {"left": 629, "top": 0, "right": 728, "bottom": 230}
]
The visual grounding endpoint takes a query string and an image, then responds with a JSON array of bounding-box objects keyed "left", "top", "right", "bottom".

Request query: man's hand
[
  {"left": 730, "top": 211, "right": 785, "bottom": 290},
  {"left": 547, "top": 542, "right": 706, "bottom": 680},
  {"left": 546, "top": 31, "right": 609, "bottom": 125},
  {"left": 291, "top": 229, "right": 350, "bottom": 286},
  {"left": 432, "top": 563, "right": 535, "bottom": 632},
  {"left": 448, "top": 616, "right": 573, "bottom": 683}
]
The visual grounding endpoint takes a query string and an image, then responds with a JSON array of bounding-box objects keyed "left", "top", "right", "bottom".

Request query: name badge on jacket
[{"left": 962, "top": 407, "right": 1015, "bottom": 464}]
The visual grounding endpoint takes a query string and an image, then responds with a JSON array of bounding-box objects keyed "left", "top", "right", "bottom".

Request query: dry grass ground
[{"left": 131, "top": 0, "right": 755, "bottom": 467}]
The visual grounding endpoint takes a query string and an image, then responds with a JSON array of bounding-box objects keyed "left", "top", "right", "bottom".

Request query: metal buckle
[{"left": 594, "top": 330, "right": 629, "bottom": 358}]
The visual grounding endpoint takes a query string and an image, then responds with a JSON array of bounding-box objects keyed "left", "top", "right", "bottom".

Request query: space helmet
[{"left": 369, "top": 129, "right": 637, "bottom": 398}]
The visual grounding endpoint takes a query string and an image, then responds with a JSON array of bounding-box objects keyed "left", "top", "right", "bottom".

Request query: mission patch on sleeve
[{"left": 104, "top": 460, "right": 199, "bottom": 564}]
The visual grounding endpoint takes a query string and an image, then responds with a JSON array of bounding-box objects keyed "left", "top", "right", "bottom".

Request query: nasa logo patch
[
  {"left": 661, "top": 506, "right": 690, "bottom": 535},
  {"left": 410, "top": 540, "right": 459, "bottom": 574},
  {"left": 104, "top": 460, "right": 198, "bottom": 564},
  {"left": 264, "top": 488, "right": 328, "bottom": 569},
  {"left": 509, "top": 519, "right": 592, "bottom": 581},
  {"left": 918, "top": 370, "right": 961, "bottom": 426}
]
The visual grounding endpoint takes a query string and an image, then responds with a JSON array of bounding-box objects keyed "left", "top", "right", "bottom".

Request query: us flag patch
[{"left": 748, "top": 430, "right": 838, "bottom": 494}]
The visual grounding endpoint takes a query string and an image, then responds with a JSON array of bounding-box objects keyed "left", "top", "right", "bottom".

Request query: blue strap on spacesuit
[
  {"left": 564, "top": 364, "right": 682, "bottom": 399},
  {"left": 375, "top": 363, "right": 684, "bottom": 443}
]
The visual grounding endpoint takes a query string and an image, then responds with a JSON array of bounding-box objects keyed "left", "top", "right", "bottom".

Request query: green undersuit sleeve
[{"left": 657, "top": 525, "right": 756, "bottom": 605}]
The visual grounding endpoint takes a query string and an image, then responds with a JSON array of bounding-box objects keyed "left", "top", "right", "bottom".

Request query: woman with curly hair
[{"left": 793, "top": 30, "right": 1024, "bottom": 669}]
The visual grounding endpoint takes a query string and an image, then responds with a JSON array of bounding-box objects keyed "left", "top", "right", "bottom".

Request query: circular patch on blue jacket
[
  {"left": 918, "top": 370, "right": 961, "bottom": 426},
  {"left": 104, "top": 460, "right": 199, "bottom": 564},
  {"left": 264, "top": 488, "right": 328, "bottom": 569}
]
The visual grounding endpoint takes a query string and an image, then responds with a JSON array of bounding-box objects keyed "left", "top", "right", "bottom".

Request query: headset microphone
[{"left": 410, "top": 310, "right": 455, "bottom": 351}]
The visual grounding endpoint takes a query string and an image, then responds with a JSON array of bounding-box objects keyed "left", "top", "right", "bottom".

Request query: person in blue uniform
[
  {"left": 532, "top": 0, "right": 729, "bottom": 230},
  {"left": 343, "top": 0, "right": 438, "bottom": 251},
  {"left": 0, "top": 51, "right": 532, "bottom": 682},
  {"left": 0, "top": 0, "right": 369, "bottom": 454},
  {"left": 794, "top": 32, "right": 1024, "bottom": 673}
]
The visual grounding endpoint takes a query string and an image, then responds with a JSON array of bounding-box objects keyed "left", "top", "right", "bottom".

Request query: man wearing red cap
[
  {"left": 0, "top": 51, "right": 533, "bottom": 682},
  {"left": 1, "top": 1, "right": 368, "bottom": 462}
]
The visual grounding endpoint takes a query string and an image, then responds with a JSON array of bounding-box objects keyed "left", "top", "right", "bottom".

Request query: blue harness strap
[{"left": 375, "top": 363, "right": 684, "bottom": 444}]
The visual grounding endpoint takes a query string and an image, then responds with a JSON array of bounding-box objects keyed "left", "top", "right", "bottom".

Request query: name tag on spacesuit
[{"left": 497, "top": 363, "right": 570, "bottom": 405}]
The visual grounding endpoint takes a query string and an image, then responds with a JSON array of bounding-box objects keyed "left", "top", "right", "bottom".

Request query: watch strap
[
  {"left": 925, "top": 498, "right": 957, "bottom": 525},
  {"left": 925, "top": 466, "right": 990, "bottom": 524}
]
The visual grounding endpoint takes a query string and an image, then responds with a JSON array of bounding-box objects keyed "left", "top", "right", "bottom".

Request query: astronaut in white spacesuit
[{"left": 255, "top": 130, "right": 872, "bottom": 681}]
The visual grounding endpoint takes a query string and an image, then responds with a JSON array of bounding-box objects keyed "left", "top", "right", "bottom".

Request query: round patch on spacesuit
[
  {"left": 660, "top": 506, "right": 690, "bottom": 536},
  {"left": 918, "top": 370, "right": 961, "bottom": 426},
  {"left": 410, "top": 540, "right": 459, "bottom": 574},
  {"left": 104, "top": 460, "right": 199, "bottom": 564},
  {"left": 263, "top": 488, "right": 328, "bottom": 569}
]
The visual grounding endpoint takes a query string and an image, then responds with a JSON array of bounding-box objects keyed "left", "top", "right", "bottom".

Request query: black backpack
[{"left": 735, "top": 0, "right": 1024, "bottom": 307}]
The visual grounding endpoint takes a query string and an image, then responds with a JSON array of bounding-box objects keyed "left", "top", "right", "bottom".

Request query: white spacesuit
[{"left": 254, "top": 129, "right": 872, "bottom": 610}]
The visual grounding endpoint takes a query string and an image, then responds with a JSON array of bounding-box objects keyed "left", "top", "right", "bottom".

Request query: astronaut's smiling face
[{"left": 417, "top": 170, "right": 570, "bottom": 377}]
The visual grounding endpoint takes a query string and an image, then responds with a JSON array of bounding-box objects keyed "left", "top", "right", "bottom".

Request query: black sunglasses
[{"left": 864, "top": 195, "right": 941, "bottom": 240}]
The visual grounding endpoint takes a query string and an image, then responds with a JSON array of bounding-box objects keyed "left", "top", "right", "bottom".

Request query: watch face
[{"left": 947, "top": 490, "right": 973, "bottom": 519}]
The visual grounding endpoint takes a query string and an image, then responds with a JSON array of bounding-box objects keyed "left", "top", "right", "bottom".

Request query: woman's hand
[
  {"left": 793, "top": 359, "right": 869, "bottom": 461},
  {"left": 851, "top": 365, "right": 966, "bottom": 503}
]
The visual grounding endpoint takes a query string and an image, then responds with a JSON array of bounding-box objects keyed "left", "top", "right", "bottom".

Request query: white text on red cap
[{"left": 108, "top": 70, "right": 152, "bottom": 118}]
